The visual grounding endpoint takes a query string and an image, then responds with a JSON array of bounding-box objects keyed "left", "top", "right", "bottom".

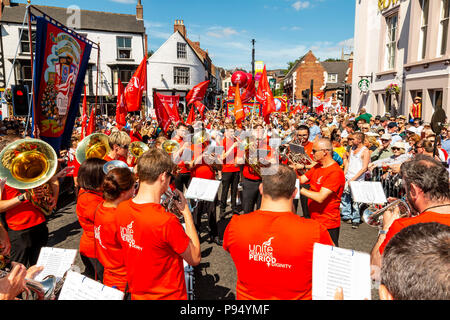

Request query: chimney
[
  {"left": 136, "top": 0, "right": 143, "bottom": 20},
  {"left": 174, "top": 19, "right": 186, "bottom": 37}
]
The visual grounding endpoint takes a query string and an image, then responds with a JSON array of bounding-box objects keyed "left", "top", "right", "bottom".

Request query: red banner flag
[
  {"left": 194, "top": 100, "right": 206, "bottom": 119},
  {"left": 81, "top": 85, "right": 88, "bottom": 139},
  {"left": 156, "top": 93, "right": 181, "bottom": 123},
  {"left": 116, "top": 79, "right": 127, "bottom": 129},
  {"left": 186, "top": 80, "right": 210, "bottom": 106},
  {"left": 153, "top": 93, "right": 172, "bottom": 133},
  {"left": 241, "top": 78, "right": 256, "bottom": 103},
  {"left": 234, "top": 84, "right": 245, "bottom": 126},
  {"left": 255, "top": 65, "right": 276, "bottom": 123},
  {"left": 185, "top": 105, "right": 196, "bottom": 125},
  {"left": 124, "top": 55, "right": 147, "bottom": 112},
  {"left": 86, "top": 105, "right": 96, "bottom": 136}
]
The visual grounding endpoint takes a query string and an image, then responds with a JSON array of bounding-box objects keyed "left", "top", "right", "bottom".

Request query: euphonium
[
  {"left": 362, "top": 199, "right": 415, "bottom": 228},
  {"left": 129, "top": 141, "right": 149, "bottom": 158},
  {"left": 75, "top": 133, "right": 111, "bottom": 164}
]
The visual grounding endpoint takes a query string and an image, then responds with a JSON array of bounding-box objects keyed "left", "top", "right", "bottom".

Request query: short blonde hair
[{"left": 108, "top": 130, "right": 131, "bottom": 148}]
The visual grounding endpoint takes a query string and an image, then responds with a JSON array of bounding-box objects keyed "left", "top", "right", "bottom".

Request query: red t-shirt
[
  {"left": 222, "top": 137, "right": 240, "bottom": 173},
  {"left": 1, "top": 185, "right": 46, "bottom": 231},
  {"left": 379, "top": 211, "right": 450, "bottom": 254},
  {"left": 103, "top": 155, "right": 127, "bottom": 163},
  {"left": 94, "top": 202, "right": 127, "bottom": 291},
  {"left": 303, "top": 141, "right": 314, "bottom": 159},
  {"left": 223, "top": 210, "right": 333, "bottom": 300},
  {"left": 76, "top": 189, "right": 103, "bottom": 258},
  {"left": 242, "top": 145, "right": 273, "bottom": 181},
  {"left": 115, "top": 200, "right": 190, "bottom": 300},
  {"left": 304, "top": 163, "right": 345, "bottom": 229},
  {"left": 130, "top": 130, "right": 142, "bottom": 143},
  {"left": 190, "top": 144, "right": 215, "bottom": 180},
  {"left": 175, "top": 137, "right": 190, "bottom": 175}
]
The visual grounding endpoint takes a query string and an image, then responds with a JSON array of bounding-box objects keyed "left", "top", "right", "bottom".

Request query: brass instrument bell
[
  {"left": 162, "top": 140, "right": 180, "bottom": 154},
  {"left": 130, "top": 141, "right": 149, "bottom": 158},
  {"left": 75, "top": 133, "right": 111, "bottom": 164},
  {"left": 0, "top": 139, "right": 57, "bottom": 190}
]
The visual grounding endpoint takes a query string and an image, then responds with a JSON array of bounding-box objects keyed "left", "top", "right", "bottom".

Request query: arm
[{"left": 300, "top": 186, "right": 333, "bottom": 204}]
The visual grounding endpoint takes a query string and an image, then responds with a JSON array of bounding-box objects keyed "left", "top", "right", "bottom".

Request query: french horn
[
  {"left": 0, "top": 138, "right": 57, "bottom": 190},
  {"left": 75, "top": 133, "right": 111, "bottom": 164},
  {"left": 130, "top": 141, "right": 149, "bottom": 159}
]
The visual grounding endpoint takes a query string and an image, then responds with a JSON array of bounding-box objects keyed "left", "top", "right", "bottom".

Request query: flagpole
[
  {"left": 27, "top": 2, "right": 38, "bottom": 138},
  {"left": 93, "top": 42, "right": 100, "bottom": 132}
]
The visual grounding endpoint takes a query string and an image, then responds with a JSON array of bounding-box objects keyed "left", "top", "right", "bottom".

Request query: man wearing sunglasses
[
  {"left": 297, "top": 138, "right": 345, "bottom": 246},
  {"left": 104, "top": 130, "right": 132, "bottom": 165},
  {"left": 370, "top": 133, "right": 393, "bottom": 162}
]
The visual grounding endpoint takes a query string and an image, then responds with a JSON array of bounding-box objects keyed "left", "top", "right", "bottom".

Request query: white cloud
[
  {"left": 292, "top": 1, "right": 310, "bottom": 11},
  {"left": 206, "top": 27, "right": 239, "bottom": 38}
]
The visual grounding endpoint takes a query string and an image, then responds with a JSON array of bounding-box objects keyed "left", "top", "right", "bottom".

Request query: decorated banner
[
  {"left": 32, "top": 15, "right": 92, "bottom": 152},
  {"left": 254, "top": 61, "right": 264, "bottom": 82},
  {"left": 226, "top": 100, "right": 261, "bottom": 118},
  {"left": 274, "top": 96, "right": 288, "bottom": 112},
  {"left": 156, "top": 93, "right": 181, "bottom": 123}
]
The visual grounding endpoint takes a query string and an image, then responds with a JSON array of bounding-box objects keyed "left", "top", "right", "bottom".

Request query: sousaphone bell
[{"left": 75, "top": 133, "right": 111, "bottom": 164}]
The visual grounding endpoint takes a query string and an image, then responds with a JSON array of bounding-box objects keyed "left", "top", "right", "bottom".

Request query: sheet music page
[
  {"left": 295, "top": 179, "right": 300, "bottom": 199},
  {"left": 185, "top": 178, "right": 221, "bottom": 202},
  {"left": 34, "top": 247, "right": 77, "bottom": 282},
  {"left": 312, "top": 243, "right": 371, "bottom": 300},
  {"left": 349, "top": 181, "right": 387, "bottom": 204},
  {"left": 58, "top": 271, "right": 124, "bottom": 300}
]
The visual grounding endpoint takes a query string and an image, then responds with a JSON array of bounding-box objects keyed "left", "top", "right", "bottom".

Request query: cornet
[
  {"left": 161, "top": 189, "right": 183, "bottom": 219},
  {"left": 362, "top": 199, "right": 416, "bottom": 228}
]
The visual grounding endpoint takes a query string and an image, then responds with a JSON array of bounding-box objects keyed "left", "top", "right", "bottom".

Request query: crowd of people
[{"left": 0, "top": 104, "right": 449, "bottom": 300}]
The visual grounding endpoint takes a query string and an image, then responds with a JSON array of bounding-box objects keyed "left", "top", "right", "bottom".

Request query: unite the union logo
[
  {"left": 248, "top": 237, "right": 292, "bottom": 269},
  {"left": 120, "top": 221, "right": 143, "bottom": 251}
]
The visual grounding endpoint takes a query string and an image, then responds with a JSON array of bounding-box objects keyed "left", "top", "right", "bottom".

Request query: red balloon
[{"left": 231, "top": 71, "right": 248, "bottom": 88}]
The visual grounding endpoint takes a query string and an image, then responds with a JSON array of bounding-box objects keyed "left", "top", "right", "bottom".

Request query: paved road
[{"left": 47, "top": 191, "right": 379, "bottom": 300}]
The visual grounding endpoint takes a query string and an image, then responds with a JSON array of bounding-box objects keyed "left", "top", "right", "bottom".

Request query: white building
[
  {"left": 352, "top": 0, "right": 450, "bottom": 121},
  {"left": 0, "top": 0, "right": 147, "bottom": 116},
  {"left": 148, "top": 20, "right": 220, "bottom": 115}
]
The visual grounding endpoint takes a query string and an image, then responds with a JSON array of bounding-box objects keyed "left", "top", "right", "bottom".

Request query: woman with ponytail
[{"left": 94, "top": 167, "right": 136, "bottom": 291}]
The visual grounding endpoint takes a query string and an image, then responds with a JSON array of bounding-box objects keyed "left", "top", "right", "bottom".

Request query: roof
[
  {"left": 321, "top": 60, "right": 349, "bottom": 89},
  {"left": 1, "top": 3, "right": 145, "bottom": 34}
]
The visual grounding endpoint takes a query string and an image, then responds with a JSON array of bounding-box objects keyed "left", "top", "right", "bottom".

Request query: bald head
[
  {"left": 315, "top": 138, "right": 333, "bottom": 152},
  {"left": 312, "top": 138, "right": 333, "bottom": 163}
]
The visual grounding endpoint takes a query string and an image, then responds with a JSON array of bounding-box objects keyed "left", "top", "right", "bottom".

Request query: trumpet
[
  {"left": 0, "top": 255, "right": 62, "bottom": 300},
  {"left": 161, "top": 189, "right": 183, "bottom": 219},
  {"left": 362, "top": 199, "right": 416, "bottom": 228}
]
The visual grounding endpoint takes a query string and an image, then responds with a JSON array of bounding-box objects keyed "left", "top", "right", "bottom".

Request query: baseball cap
[
  {"left": 381, "top": 133, "right": 392, "bottom": 140},
  {"left": 380, "top": 116, "right": 388, "bottom": 122},
  {"left": 375, "top": 115, "right": 381, "bottom": 120}
]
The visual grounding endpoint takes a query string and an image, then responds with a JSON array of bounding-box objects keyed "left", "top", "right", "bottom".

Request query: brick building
[{"left": 283, "top": 50, "right": 353, "bottom": 106}]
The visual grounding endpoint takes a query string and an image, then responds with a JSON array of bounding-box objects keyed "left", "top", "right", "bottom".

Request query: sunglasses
[
  {"left": 392, "top": 147, "right": 401, "bottom": 151},
  {"left": 119, "top": 144, "right": 129, "bottom": 150},
  {"left": 312, "top": 149, "right": 327, "bottom": 154}
]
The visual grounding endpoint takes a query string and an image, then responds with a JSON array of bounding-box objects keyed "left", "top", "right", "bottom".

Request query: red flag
[
  {"left": 81, "top": 85, "right": 88, "bottom": 139},
  {"left": 234, "top": 84, "right": 245, "bottom": 126},
  {"left": 241, "top": 78, "right": 256, "bottom": 103},
  {"left": 185, "top": 105, "right": 196, "bottom": 125},
  {"left": 153, "top": 93, "right": 171, "bottom": 132},
  {"left": 156, "top": 93, "right": 181, "bottom": 123},
  {"left": 255, "top": 65, "right": 276, "bottom": 123},
  {"left": 186, "top": 80, "right": 210, "bottom": 106},
  {"left": 86, "top": 105, "right": 96, "bottom": 136},
  {"left": 227, "top": 85, "right": 237, "bottom": 100},
  {"left": 124, "top": 55, "right": 147, "bottom": 112},
  {"left": 194, "top": 100, "right": 206, "bottom": 119},
  {"left": 116, "top": 79, "right": 127, "bottom": 129}
]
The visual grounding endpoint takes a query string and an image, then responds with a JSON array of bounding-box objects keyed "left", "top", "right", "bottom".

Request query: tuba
[
  {"left": 129, "top": 141, "right": 149, "bottom": 159},
  {"left": 75, "top": 133, "right": 111, "bottom": 164},
  {"left": 362, "top": 199, "right": 416, "bottom": 228},
  {"left": 162, "top": 140, "right": 180, "bottom": 155},
  {"left": 0, "top": 139, "right": 57, "bottom": 215}
]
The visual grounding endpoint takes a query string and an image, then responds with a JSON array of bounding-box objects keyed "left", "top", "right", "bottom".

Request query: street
[{"left": 47, "top": 189, "right": 379, "bottom": 300}]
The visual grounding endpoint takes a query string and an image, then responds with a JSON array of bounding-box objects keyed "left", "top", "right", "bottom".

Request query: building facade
[
  {"left": 0, "top": 0, "right": 147, "bottom": 116},
  {"left": 352, "top": 0, "right": 450, "bottom": 121}
]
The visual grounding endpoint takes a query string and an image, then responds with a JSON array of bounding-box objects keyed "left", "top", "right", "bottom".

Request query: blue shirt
[
  {"left": 309, "top": 125, "right": 320, "bottom": 142},
  {"left": 442, "top": 139, "right": 450, "bottom": 154}
]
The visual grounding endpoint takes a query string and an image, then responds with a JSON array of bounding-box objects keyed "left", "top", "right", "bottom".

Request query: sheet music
[
  {"left": 312, "top": 243, "right": 371, "bottom": 300},
  {"left": 349, "top": 181, "right": 387, "bottom": 204},
  {"left": 34, "top": 247, "right": 77, "bottom": 282},
  {"left": 185, "top": 178, "right": 220, "bottom": 202},
  {"left": 58, "top": 271, "right": 124, "bottom": 300},
  {"left": 295, "top": 179, "right": 300, "bottom": 199}
]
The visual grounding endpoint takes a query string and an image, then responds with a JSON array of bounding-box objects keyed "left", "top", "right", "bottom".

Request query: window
[
  {"left": 327, "top": 73, "right": 338, "bottom": 83},
  {"left": 20, "top": 64, "right": 32, "bottom": 91},
  {"left": 418, "top": 0, "right": 429, "bottom": 60},
  {"left": 385, "top": 15, "right": 398, "bottom": 70},
  {"left": 174, "top": 67, "right": 190, "bottom": 85},
  {"left": 439, "top": 0, "right": 449, "bottom": 56},
  {"left": 113, "top": 66, "right": 136, "bottom": 95},
  {"left": 116, "top": 37, "right": 132, "bottom": 59},
  {"left": 431, "top": 90, "right": 443, "bottom": 111},
  {"left": 20, "top": 29, "right": 35, "bottom": 54},
  {"left": 177, "top": 42, "right": 187, "bottom": 59}
]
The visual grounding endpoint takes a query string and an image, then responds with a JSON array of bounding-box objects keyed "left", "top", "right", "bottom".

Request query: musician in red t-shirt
[
  {"left": 298, "top": 138, "right": 345, "bottom": 246},
  {"left": 172, "top": 123, "right": 191, "bottom": 193},
  {"left": 94, "top": 167, "right": 135, "bottom": 292},
  {"left": 370, "top": 155, "right": 450, "bottom": 269},
  {"left": 129, "top": 123, "right": 143, "bottom": 143},
  {"left": 103, "top": 130, "right": 132, "bottom": 165},
  {"left": 219, "top": 125, "right": 240, "bottom": 218},
  {"left": 223, "top": 165, "right": 333, "bottom": 300},
  {"left": 115, "top": 148, "right": 200, "bottom": 300},
  {"left": 76, "top": 158, "right": 106, "bottom": 281}
]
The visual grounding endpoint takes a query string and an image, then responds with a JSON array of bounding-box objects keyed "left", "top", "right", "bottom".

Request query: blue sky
[{"left": 15, "top": 0, "right": 355, "bottom": 71}]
